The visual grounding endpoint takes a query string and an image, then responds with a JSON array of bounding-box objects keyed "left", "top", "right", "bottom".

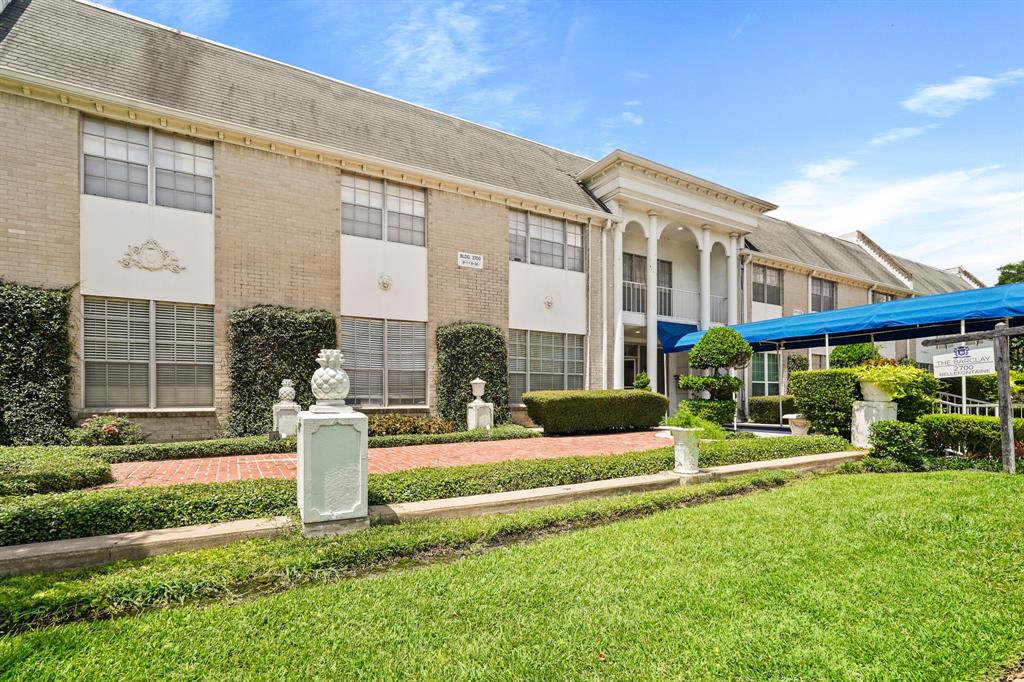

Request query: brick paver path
[{"left": 107, "top": 430, "right": 668, "bottom": 488}]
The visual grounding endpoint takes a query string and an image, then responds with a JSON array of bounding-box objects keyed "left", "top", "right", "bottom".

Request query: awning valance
[
  {"left": 665, "top": 283, "right": 1024, "bottom": 353},
  {"left": 657, "top": 321, "right": 698, "bottom": 349}
]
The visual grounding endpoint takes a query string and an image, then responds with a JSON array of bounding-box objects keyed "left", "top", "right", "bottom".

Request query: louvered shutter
[
  {"left": 508, "top": 329, "right": 528, "bottom": 403},
  {"left": 83, "top": 297, "right": 150, "bottom": 407},
  {"left": 341, "top": 317, "right": 385, "bottom": 405},
  {"left": 155, "top": 302, "right": 214, "bottom": 407},
  {"left": 385, "top": 320, "right": 426, "bottom": 405}
]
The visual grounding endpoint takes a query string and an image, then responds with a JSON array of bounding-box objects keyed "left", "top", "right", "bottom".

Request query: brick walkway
[{"left": 107, "top": 430, "right": 668, "bottom": 488}]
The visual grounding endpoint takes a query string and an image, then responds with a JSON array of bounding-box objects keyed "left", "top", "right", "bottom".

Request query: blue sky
[{"left": 103, "top": 0, "right": 1023, "bottom": 283}]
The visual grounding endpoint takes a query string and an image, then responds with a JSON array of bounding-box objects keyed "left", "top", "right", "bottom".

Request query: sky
[{"left": 100, "top": 0, "right": 1024, "bottom": 284}]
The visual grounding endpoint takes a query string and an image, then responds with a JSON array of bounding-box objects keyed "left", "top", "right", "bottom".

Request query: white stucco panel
[
  {"left": 751, "top": 302, "right": 783, "bottom": 322},
  {"left": 508, "top": 261, "right": 587, "bottom": 334},
  {"left": 80, "top": 195, "right": 214, "bottom": 304},
  {"left": 340, "top": 235, "right": 428, "bottom": 321}
]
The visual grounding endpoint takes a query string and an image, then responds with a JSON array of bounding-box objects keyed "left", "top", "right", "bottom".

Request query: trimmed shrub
[
  {"left": 66, "top": 435, "right": 296, "bottom": 464},
  {"left": 676, "top": 374, "right": 742, "bottom": 398},
  {"left": 869, "top": 420, "right": 924, "bottom": 466},
  {"left": 523, "top": 390, "right": 668, "bottom": 435},
  {"left": 436, "top": 323, "right": 510, "bottom": 429},
  {"left": 661, "top": 405, "right": 726, "bottom": 440},
  {"left": 679, "top": 399, "right": 736, "bottom": 425},
  {"left": 787, "top": 354, "right": 808, "bottom": 373},
  {"left": 939, "top": 371, "right": 1024, "bottom": 403},
  {"left": 790, "top": 369, "right": 859, "bottom": 438},
  {"left": 829, "top": 343, "right": 880, "bottom": 368},
  {"left": 0, "top": 478, "right": 297, "bottom": 546},
  {"left": 689, "top": 327, "right": 752, "bottom": 370},
  {"left": 917, "top": 413, "right": 1024, "bottom": 459},
  {"left": 66, "top": 415, "right": 146, "bottom": 446},
  {"left": 368, "top": 424, "right": 537, "bottom": 448},
  {"left": 747, "top": 395, "right": 795, "bottom": 424},
  {"left": 0, "top": 281, "right": 73, "bottom": 445},
  {"left": 0, "top": 448, "right": 112, "bottom": 496},
  {"left": 699, "top": 434, "right": 850, "bottom": 467},
  {"left": 227, "top": 305, "right": 336, "bottom": 437},
  {"left": 632, "top": 371, "right": 651, "bottom": 391},
  {"left": 367, "top": 414, "right": 454, "bottom": 437}
]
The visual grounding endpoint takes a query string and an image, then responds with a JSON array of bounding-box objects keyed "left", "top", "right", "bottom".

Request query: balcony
[{"left": 622, "top": 281, "right": 727, "bottom": 324}]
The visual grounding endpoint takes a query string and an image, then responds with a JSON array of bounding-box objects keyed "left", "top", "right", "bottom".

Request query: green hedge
[
  {"left": 869, "top": 420, "right": 924, "bottom": 467},
  {"left": 698, "top": 435, "right": 851, "bottom": 467},
  {"left": 0, "top": 448, "right": 112, "bottom": 496},
  {"left": 917, "top": 414, "right": 1024, "bottom": 459},
  {"left": 368, "top": 424, "right": 536, "bottom": 448},
  {"left": 747, "top": 395, "right": 795, "bottom": 424},
  {"left": 939, "top": 371, "right": 1024, "bottom": 403},
  {"left": 0, "top": 281, "right": 73, "bottom": 445},
  {"left": 790, "top": 369, "right": 860, "bottom": 438},
  {"left": 679, "top": 399, "right": 735, "bottom": 425},
  {"left": 523, "top": 390, "right": 668, "bottom": 434},
  {"left": 436, "top": 323, "right": 510, "bottom": 429},
  {"left": 367, "top": 414, "right": 454, "bottom": 437},
  {"left": 227, "top": 305, "right": 336, "bottom": 436}
]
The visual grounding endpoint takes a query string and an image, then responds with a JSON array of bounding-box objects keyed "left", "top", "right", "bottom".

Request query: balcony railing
[{"left": 623, "top": 281, "right": 727, "bottom": 324}]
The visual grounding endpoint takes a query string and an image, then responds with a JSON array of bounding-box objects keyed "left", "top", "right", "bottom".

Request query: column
[
  {"left": 699, "top": 226, "right": 711, "bottom": 329},
  {"left": 612, "top": 224, "right": 625, "bottom": 389},
  {"left": 727, "top": 233, "right": 739, "bottom": 325},
  {"left": 646, "top": 212, "right": 660, "bottom": 393}
]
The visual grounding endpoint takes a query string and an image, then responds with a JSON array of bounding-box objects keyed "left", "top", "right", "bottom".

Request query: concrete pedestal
[
  {"left": 296, "top": 404, "right": 369, "bottom": 537},
  {"left": 272, "top": 401, "right": 300, "bottom": 437},
  {"left": 851, "top": 400, "right": 897, "bottom": 449},
  {"left": 657, "top": 427, "right": 701, "bottom": 474},
  {"left": 467, "top": 401, "right": 494, "bottom": 430}
]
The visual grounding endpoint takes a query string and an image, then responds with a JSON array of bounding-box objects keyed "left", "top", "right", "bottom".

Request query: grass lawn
[{"left": 2, "top": 471, "right": 1022, "bottom": 680}]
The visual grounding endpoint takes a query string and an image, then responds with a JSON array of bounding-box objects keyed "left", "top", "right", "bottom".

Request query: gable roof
[
  {"left": 745, "top": 217, "right": 908, "bottom": 289},
  {"left": 0, "top": 0, "right": 603, "bottom": 212},
  {"left": 894, "top": 256, "right": 978, "bottom": 294}
]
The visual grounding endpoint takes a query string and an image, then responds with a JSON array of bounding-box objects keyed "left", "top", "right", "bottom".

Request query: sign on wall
[
  {"left": 457, "top": 252, "right": 484, "bottom": 269},
  {"left": 933, "top": 344, "right": 995, "bottom": 378}
]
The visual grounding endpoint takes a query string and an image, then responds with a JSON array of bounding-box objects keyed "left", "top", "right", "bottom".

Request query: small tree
[
  {"left": 830, "top": 342, "right": 880, "bottom": 368},
  {"left": 677, "top": 327, "right": 751, "bottom": 424}
]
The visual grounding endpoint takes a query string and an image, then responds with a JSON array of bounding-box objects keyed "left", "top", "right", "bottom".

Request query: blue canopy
[
  {"left": 666, "top": 282, "right": 1024, "bottom": 353},
  {"left": 657, "top": 321, "right": 698, "bottom": 349}
]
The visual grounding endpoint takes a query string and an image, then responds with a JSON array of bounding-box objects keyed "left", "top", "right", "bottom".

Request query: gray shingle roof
[
  {"left": 0, "top": 0, "right": 602, "bottom": 212},
  {"left": 745, "top": 217, "right": 907, "bottom": 288},
  {"left": 894, "top": 256, "right": 975, "bottom": 295}
]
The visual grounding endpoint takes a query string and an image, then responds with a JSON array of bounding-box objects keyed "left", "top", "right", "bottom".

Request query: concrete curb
[{"left": 0, "top": 450, "right": 865, "bottom": 577}]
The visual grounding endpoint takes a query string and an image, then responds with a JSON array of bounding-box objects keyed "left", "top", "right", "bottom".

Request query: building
[{"left": 0, "top": 0, "right": 984, "bottom": 439}]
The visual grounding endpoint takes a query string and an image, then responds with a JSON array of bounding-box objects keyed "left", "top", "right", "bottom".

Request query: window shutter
[
  {"left": 386, "top": 320, "right": 426, "bottom": 405},
  {"left": 341, "top": 317, "right": 385, "bottom": 405},
  {"left": 155, "top": 302, "right": 214, "bottom": 407},
  {"left": 83, "top": 297, "right": 150, "bottom": 407}
]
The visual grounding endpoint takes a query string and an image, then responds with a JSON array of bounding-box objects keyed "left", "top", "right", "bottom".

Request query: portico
[{"left": 578, "top": 150, "right": 776, "bottom": 395}]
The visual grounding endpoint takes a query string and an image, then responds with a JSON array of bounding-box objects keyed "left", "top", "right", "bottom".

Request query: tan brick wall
[
  {"left": 72, "top": 412, "right": 222, "bottom": 442},
  {"left": 213, "top": 143, "right": 341, "bottom": 422},
  {"left": 587, "top": 223, "right": 615, "bottom": 390},
  {"left": 782, "top": 269, "right": 808, "bottom": 315},
  {"left": 837, "top": 281, "right": 868, "bottom": 309},
  {"left": 425, "top": 190, "right": 509, "bottom": 408}
]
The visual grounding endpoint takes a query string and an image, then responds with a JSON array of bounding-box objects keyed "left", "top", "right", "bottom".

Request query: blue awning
[
  {"left": 657, "top": 320, "right": 698, "bottom": 349},
  {"left": 666, "top": 282, "right": 1024, "bottom": 353}
]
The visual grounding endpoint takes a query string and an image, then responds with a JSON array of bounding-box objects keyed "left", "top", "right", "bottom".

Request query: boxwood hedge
[
  {"left": 790, "top": 368, "right": 860, "bottom": 438},
  {"left": 523, "top": 389, "right": 668, "bottom": 434},
  {"left": 436, "top": 323, "right": 510, "bottom": 429},
  {"left": 679, "top": 398, "right": 736, "bottom": 425},
  {"left": 698, "top": 435, "right": 851, "bottom": 467},
  {"left": 0, "top": 448, "right": 112, "bottom": 496},
  {"left": 917, "top": 413, "right": 1024, "bottom": 459},
  {"left": 227, "top": 305, "right": 337, "bottom": 437},
  {"left": 747, "top": 395, "right": 795, "bottom": 425},
  {"left": 0, "top": 281, "right": 73, "bottom": 445}
]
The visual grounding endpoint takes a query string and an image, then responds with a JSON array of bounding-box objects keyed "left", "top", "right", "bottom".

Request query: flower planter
[
  {"left": 782, "top": 413, "right": 810, "bottom": 436},
  {"left": 655, "top": 426, "right": 701, "bottom": 474},
  {"left": 859, "top": 380, "right": 894, "bottom": 403}
]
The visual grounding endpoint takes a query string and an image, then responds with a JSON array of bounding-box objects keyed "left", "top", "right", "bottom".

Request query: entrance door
[{"left": 624, "top": 358, "right": 638, "bottom": 388}]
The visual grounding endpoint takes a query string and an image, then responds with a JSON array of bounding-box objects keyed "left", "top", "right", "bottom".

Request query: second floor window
[
  {"left": 811, "top": 277, "right": 836, "bottom": 312},
  {"left": 507, "top": 210, "right": 584, "bottom": 272},
  {"left": 872, "top": 291, "right": 896, "bottom": 304},
  {"left": 341, "top": 175, "right": 426, "bottom": 246},
  {"left": 82, "top": 117, "right": 213, "bottom": 213},
  {"left": 622, "top": 254, "right": 671, "bottom": 287},
  {"left": 753, "top": 265, "right": 782, "bottom": 306}
]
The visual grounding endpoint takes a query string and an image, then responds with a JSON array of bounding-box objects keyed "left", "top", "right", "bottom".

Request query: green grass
[{"left": 2, "top": 471, "right": 1022, "bottom": 680}]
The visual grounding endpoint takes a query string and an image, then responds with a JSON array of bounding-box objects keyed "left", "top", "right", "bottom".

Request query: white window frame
[
  {"left": 507, "top": 210, "right": 585, "bottom": 272},
  {"left": 341, "top": 174, "right": 427, "bottom": 247},
  {"left": 82, "top": 296, "right": 215, "bottom": 409},
  {"left": 81, "top": 116, "right": 214, "bottom": 214},
  {"left": 341, "top": 316, "right": 428, "bottom": 407},
  {"left": 872, "top": 291, "right": 896, "bottom": 304},
  {"left": 750, "top": 352, "right": 780, "bottom": 396},
  {"left": 508, "top": 329, "right": 586, "bottom": 405}
]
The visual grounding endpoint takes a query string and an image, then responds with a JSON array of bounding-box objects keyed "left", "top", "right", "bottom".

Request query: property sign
[
  {"left": 932, "top": 344, "right": 995, "bottom": 379},
  {"left": 457, "top": 252, "right": 484, "bottom": 269}
]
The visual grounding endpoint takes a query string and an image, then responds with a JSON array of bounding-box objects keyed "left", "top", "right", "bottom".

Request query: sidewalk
[{"left": 107, "top": 430, "right": 668, "bottom": 488}]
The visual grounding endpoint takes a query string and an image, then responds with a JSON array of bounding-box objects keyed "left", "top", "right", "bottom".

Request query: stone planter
[
  {"left": 656, "top": 426, "right": 701, "bottom": 474},
  {"left": 782, "top": 413, "right": 810, "bottom": 436},
  {"left": 859, "top": 380, "right": 894, "bottom": 403}
]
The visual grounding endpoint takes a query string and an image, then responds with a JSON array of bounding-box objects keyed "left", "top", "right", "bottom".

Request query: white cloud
[
  {"left": 102, "top": 0, "right": 232, "bottom": 32},
  {"left": 868, "top": 125, "right": 938, "bottom": 146},
  {"left": 901, "top": 69, "right": 1024, "bottom": 117},
  {"left": 623, "top": 100, "right": 642, "bottom": 107},
  {"left": 730, "top": 13, "right": 752, "bottom": 40},
  {"left": 800, "top": 157, "right": 856, "bottom": 181},
  {"left": 621, "top": 111, "right": 644, "bottom": 126}
]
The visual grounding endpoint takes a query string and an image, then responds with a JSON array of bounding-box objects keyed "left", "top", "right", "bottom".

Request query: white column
[
  {"left": 612, "top": 224, "right": 625, "bottom": 389},
  {"left": 727, "top": 233, "right": 739, "bottom": 325},
  {"left": 601, "top": 221, "right": 609, "bottom": 389},
  {"left": 699, "top": 226, "right": 712, "bottom": 329},
  {"left": 646, "top": 212, "right": 660, "bottom": 393}
]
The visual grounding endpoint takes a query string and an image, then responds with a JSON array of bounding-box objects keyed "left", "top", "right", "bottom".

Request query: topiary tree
[
  {"left": 227, "top": 305, "right": 337, "bottom": 436},
  {"left": 0, "top": 280, "right": 74, "bottom": 445},
  {"left": 678, "top": 327, "right": 751, "bottom": 424},
  {"left": 632, "top": 371, "right": 651, "bottom": 391},
  {"left": 829, "top": 342, "right": 880, "bottom": 368},
  {"left": 436, "top": 323, "right": 510, "bottom": 429}
]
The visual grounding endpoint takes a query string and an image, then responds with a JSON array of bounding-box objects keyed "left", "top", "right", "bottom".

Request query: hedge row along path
[{"left": 107, "top": 430, "right": 668, "bottom": 488}]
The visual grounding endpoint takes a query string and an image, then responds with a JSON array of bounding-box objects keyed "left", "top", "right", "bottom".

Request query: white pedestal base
[
  {"left": 658, "top": 427, "right": 701, "bottom": 474},
  {"left": 296, "top": 404, "right": 369, "bottom": 537},
  {"left": 272, "top": 401, "right": 300, "bottom": 437},
  {"left": 851, "top": 400, "right": 897, "bottom": 449},
  {"left": 467, "top": 401, "right": 494, "bottom": 430}
]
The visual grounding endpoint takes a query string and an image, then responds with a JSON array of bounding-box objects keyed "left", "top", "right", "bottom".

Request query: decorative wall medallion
[
  {"left": 118, "top": 238, "right": 185, "bottom": 273},
  {"left": 543, "top": 295, "right": 554, "bottom": 310},
  {"left": 378, "top": 275, "right": 392, "bottom": 291}
]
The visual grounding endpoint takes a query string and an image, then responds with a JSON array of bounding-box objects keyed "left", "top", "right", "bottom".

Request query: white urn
[{"left": 311, "top": 349, "right": 350, "bottom": 404}]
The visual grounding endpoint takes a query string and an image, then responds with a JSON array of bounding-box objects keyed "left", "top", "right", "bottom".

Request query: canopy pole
[
  {"left": 777, "top": 342, "right": 784, "bottom": 426},
  {"left": 824, "top": 334, "right": 830, "bottom": 369},
  {"left": 961, "top": 319, "right": 967, "bottom": 414}
]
